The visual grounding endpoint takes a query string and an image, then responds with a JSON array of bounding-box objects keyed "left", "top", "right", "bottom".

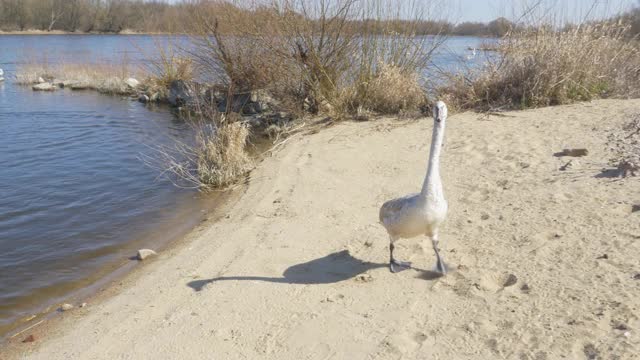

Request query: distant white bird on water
[
  {"left": 0, "top": 68, "right": 4, "bottom": 82},
  {"left": 465, "top": 48, "right": 477, "bottom": 60},
  {"left": 379, "top": 101, "right": 449, "bottom": 274}
]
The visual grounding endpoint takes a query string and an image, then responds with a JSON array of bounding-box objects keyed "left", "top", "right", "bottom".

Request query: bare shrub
[
  {"left": 185, "top": 0, "right": 445, "bottom": 118},
  {"left": 144, "top": 39, "right": 194, "bottom": 96},
  {"left": 440, "top": 23, "right": 640, "bottom": 111}
]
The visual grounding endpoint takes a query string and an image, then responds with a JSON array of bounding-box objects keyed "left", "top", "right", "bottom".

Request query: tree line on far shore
[{"left": 2, "top": 0, "right": 638, "bottom": 37}]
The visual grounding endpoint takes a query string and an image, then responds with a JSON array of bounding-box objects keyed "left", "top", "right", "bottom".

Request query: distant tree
[
  {"left": 0, "top": 0, "right": 32, "bottom": 30},
  {"left": 487, "top": 17, "right": 513, "bottom": 37},
  {"left": 453, "top": 22, "right": 488, "bottom": 36}
]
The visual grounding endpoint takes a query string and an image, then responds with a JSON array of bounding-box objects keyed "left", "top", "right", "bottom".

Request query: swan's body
[
  {"left": 379, "top": 101, "right": 449, "bottom": 274},
  {"left": 0, "top": 68, "right": 4, "bottom": 82}
]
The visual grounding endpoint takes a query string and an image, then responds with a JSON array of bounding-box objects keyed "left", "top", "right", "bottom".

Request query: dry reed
[
  {"left": 336, "top": 62, "right": 427, "bottom": 116},
  {"left": 148, "top": 102, "right": 253, "bottom": 191},
  {"left": 439, "top": 23, "right": 640, "bottom": 111}
]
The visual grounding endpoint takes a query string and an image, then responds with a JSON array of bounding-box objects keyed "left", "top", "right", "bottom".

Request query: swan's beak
[{"left": 433, "top": 101, "right": 448, "bottom": 123}]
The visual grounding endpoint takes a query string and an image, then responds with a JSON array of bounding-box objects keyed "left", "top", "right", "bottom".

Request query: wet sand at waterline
[{"left": 5, "top": 99, "right": 640, "bottom": 359}]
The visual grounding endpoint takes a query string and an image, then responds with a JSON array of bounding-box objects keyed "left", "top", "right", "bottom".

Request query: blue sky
[
  {"left": 453, "top": 0, "right": 638, "bottom": 22},
  {"left": 165, "top": 0, "right": 638, "bottom": 23}
]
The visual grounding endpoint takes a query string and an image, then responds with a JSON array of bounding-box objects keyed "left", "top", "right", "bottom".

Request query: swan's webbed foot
[
  {"left": 431, "top": 238, "right": 448, "bottom": 276},
  {"left": 432, "top": 260, "right": 449, "bottom": 276},
  {"left": 389, "top": 242, "right": 411, "bottom": 273},
  {"left": 390, "top": 259, "right": 412, "bottom": 273}
]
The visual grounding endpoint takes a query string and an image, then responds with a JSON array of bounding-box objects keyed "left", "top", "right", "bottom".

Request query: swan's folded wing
[{"left": 379, "top": 194, "right": 419, "bottom": 224}]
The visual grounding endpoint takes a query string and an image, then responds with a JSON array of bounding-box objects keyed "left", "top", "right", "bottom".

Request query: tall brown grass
[
  {"left": 148, "top": 102, "right": 253, "bottom": 191},
  {"left": 440, "top": 23, "right": 640, "bottom": 111},
  {"left": 335, "top": 62, "right": 428, "bottom": 116}
]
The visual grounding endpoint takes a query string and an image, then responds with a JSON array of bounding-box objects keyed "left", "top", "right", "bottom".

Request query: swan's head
[{"left": 433, "top": 101, "right": 448, "bottom": 124}]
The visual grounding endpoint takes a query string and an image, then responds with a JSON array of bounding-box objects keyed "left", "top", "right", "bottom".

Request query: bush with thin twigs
[
  {"left": 186, "top": 0, "right": 444, "bottom": 119},
  {"left": 143, "top": 40, "right": 194, "bottom": 98},
  {"left": 439, "top": 23, "right": 640, "bottom": 111}
]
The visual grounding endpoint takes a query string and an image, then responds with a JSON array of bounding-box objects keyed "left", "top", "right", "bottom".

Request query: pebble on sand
[
  {"left": 60, "top": 303, "right": 74, "bottom": 311},
  {"left": 22, "top": 334, "right": 36, "bottom": 343},
  {"left": 503, "top": 274, "right": 518, "bottom": 287},
  {"left": 355, "top": 273, "right": 374, "bottom": 283},
  {"left": 137, "top": 249, "right": 157, "bottom": 260}
]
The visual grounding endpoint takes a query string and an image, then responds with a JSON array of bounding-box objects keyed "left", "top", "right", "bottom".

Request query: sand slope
[{"left": 5, "top": 99, "right": 640, "bottom": 359}]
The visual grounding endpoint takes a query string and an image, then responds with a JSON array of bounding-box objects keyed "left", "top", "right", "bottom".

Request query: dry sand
[{"left": 3, "top": 99, "right": 640, "bottom": 359}]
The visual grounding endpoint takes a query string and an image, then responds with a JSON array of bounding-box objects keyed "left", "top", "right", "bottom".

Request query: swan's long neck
[{"left": 421, "top": 122, "right": 445, "bottom": 198}]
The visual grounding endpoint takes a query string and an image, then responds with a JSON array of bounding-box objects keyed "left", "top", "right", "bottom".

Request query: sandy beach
[{"left": 3, "top": 99, "right": 639, "bottom": 359}]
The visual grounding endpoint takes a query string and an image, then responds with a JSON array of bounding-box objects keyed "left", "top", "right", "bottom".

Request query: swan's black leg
[
  {"left": 389, "top": 241, "right": 411, "bottom": 273},
  {"left": 431, "top": 238, "right": 448, "bottom": 275}
]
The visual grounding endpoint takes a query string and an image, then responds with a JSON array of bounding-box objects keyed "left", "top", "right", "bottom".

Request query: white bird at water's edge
[
  {"left": 379, "top": 101, "right": 449, "bottom": 274},
  {"left": 0, "top": 68, "right": 4, "bottom": 81}
]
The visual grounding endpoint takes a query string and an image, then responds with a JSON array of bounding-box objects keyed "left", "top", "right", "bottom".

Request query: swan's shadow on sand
[
  {"left": 188, "top": 250, "right": 386, "bottom": 291},
  {"left": 187, "top": 250, "right": 445, "bottom": 291}
]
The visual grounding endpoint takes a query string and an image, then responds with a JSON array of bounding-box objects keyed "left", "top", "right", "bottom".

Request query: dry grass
[
  {"left": 148, "top": 103, "right": 253, "bottom": 191},
  {"left": 336, "top": 62, "right": 427, "bottom": 116},
  {"left": 196, "top": 120, "right": 253, "bottom": 188},
  {"left": 15, "top": 64, "right": 54, "bottom": 85},
  {"left": 439, "top": 23, "right": 640, "bottom": 111},
  {"left": 15, "top": 63, "right": 146, "bottom": 95}
]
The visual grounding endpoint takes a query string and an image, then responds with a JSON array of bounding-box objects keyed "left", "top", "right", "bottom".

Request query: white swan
[
  {"left": 379, "top": 101, "right": 449, "bottom": 274},
  {"left": 465, "top": 48, "right": 477, "bottom": 60},
  {"left": 0, "top": 68, "right": 4, "bottom": 82}
]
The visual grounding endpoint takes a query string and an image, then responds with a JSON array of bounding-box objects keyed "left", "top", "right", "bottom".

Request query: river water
[{"left": 0, "top": 35, "right": 489, "bottom": 339}]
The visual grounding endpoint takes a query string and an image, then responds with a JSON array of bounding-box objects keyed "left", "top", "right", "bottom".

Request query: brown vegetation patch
[{"left": 440, "top": 24, "right": 640, "bottom": 111}]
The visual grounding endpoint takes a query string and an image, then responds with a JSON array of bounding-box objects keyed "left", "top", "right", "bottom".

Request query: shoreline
[
  {"left": 3, "top": 99, "right": 640, "bottom": 359},
  {"left": 0, "top": 30, "right": 178, "bottom": 36},
  {"left": 1, "top": 187, "right": 243, "bottom": 350},
  {"left": 0, "top": 189, "right": 234, "bottom": 342}
]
